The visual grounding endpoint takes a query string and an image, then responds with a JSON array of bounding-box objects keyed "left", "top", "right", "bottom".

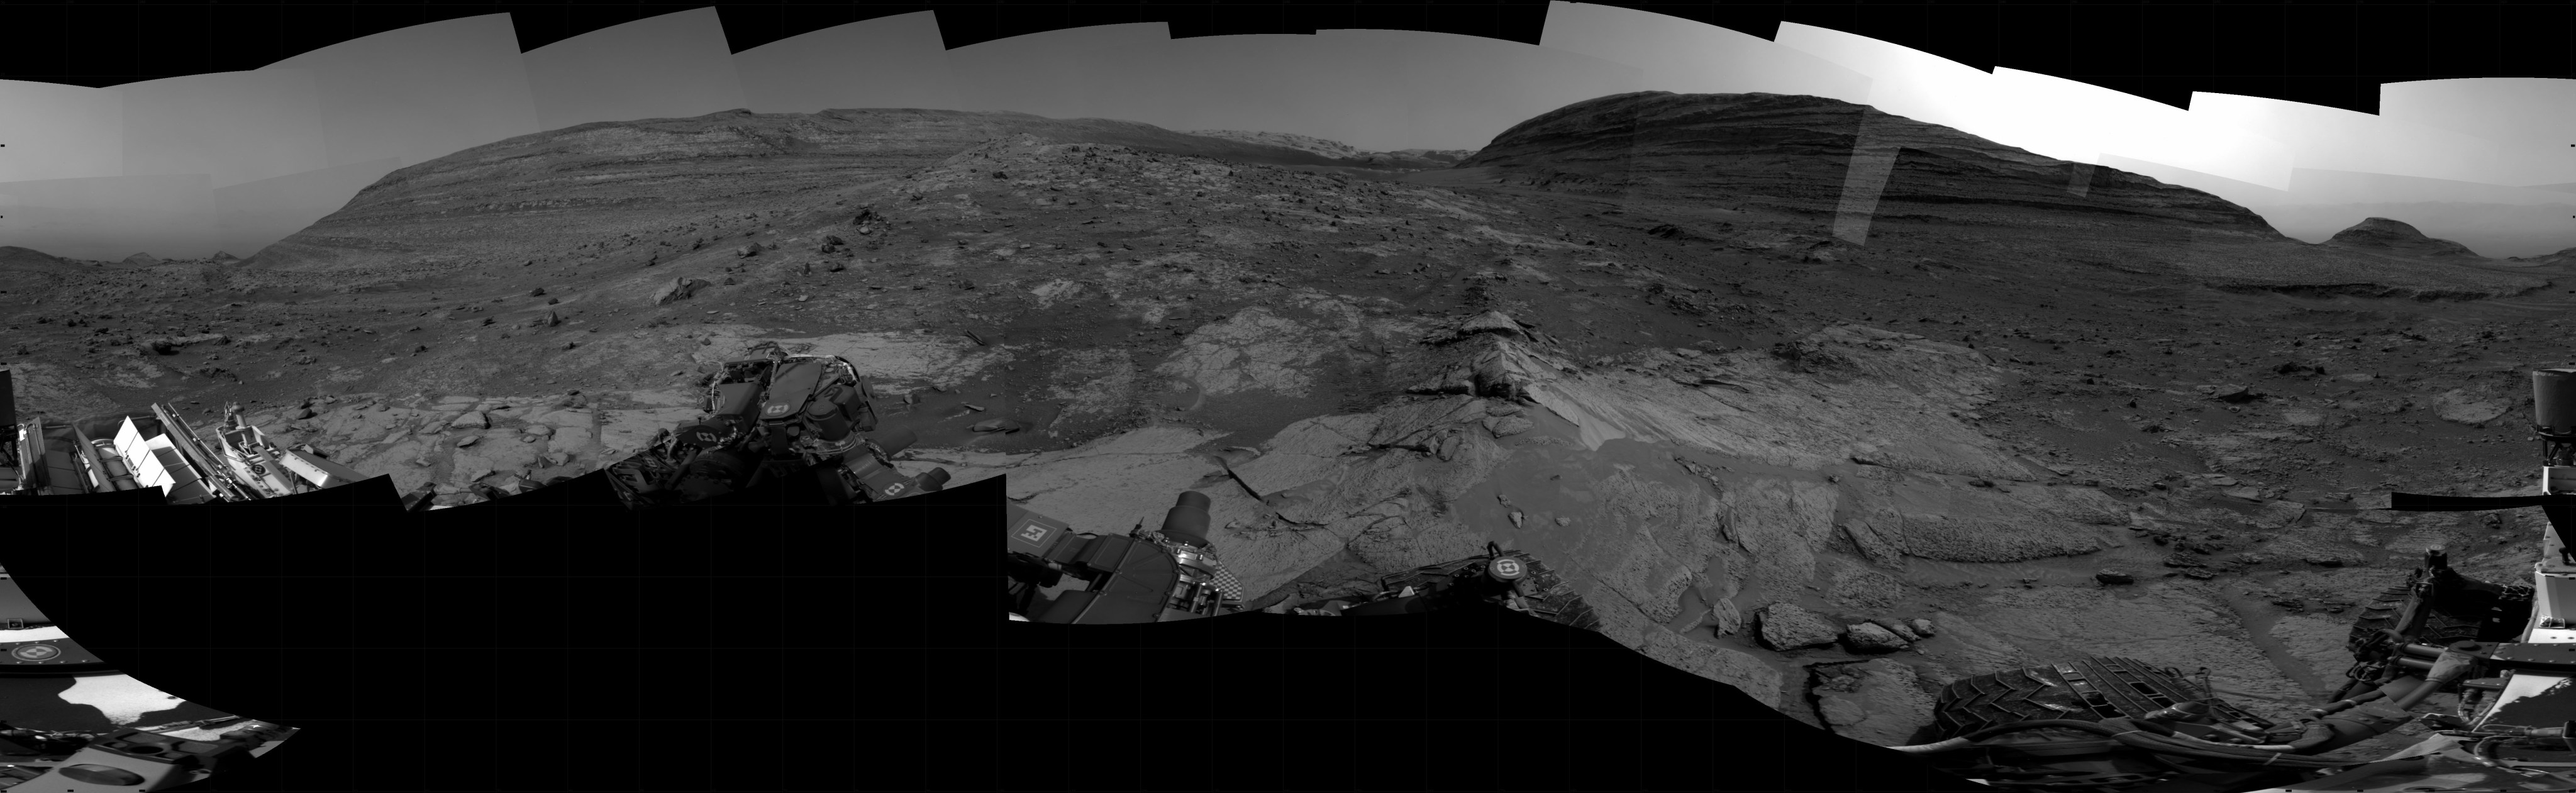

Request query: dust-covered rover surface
[
  {"left": 600, "top": 351, "right": 953, "bottom": 509},
  {"left": 1845, "top": 368, "right": 2576, "bottom": 793},
  {"left": 0, "top": 352, "right": 955, "bottom": 509},
  {"left": 1, "top": 385, "right": 365, "bottom": 504}
]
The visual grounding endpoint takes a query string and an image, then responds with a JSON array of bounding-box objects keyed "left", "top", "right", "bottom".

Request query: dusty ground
[{"left": 8, "top": 93, "right": 2575, "bottom": 743}]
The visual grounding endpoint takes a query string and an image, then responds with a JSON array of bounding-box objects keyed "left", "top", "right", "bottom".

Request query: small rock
[
  {"left": 1509, "top": 510, "right": 1524, "bottom": 528},
  {"left": 291, "top": 407, "right": 314, "bottom": 420},
  {"left": 2211, "top": 384, "right": 2257, "bottom": 403},
  {"left": 1872, "top": 619, "right": 1921, "bottom": 642},
  {"left": 1909, "top": 618, "right": 1935, "bottom": 637},
  {"left": 450, "top": 411, "right": 489, "bottom": 430},
  {"left": 734, "top": 245, "right": 758, "bottom": 258},
  {"left": 547, "top": 297, "right": 560, "bottom": 305},
  {"left": 1486, "top": 415, "right": 1535, "bottom": 437},
  {"left": 1840, "top": 622, "right": 1911, "bottom": 653},
  {"left": 2095, "top": 569, "right": 2137, "bottom": 585},
  {"left": 529, "top": 287, "right": 547, "bottom": 297},
  {"left": 468, "top": 469, "right": 495, "bottom": 482},
  {"left": 1753, "top": 602, "right": 1842, "bottom": 650},
  {"left": 544, "top": 452, "right": 571, "bottom": 467},
  {"left": 2308, "top": 557, "right": 2346, "bottom": 568},
  {"left": 1555, "top": 516, "right": 1572, "bottom": 526},
  {"left": 457, "top": 435, "right": 480, "bottom": 448},
  {"left": 526, "top": 425, "right": 555, "bottom": 436},
  {"left": 968, "top": 418, "right": 1024, "bottom": 433}
]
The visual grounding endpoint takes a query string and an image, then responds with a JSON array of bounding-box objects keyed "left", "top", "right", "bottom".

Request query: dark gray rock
[
  {"left": 1841, "top": 621, "right": 1911, "bottom": 653},
  {"left": 1810, "top": 659, "right": 1936, "bottom": 745},
  {"left": 1755, "top": 602, "right": 1841, "bottom": 650}
]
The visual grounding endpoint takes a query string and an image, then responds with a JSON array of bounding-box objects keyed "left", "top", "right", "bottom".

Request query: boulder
[
  {"left": 652, "top": 277, "right": 712, "bottom": 306},
  {"left": 526, "top": 425, "right": 555, "bottom": 437},
  {"left": 450, "top": 411, "right": 489, "bottom": 430},
  {"left": 2096, "top": 569, "right": 2137, "bottom": 585},
  {"left": 734, "top": 245, "right": 758, "bottom": 258},
  {"left": 1810, "top": 659, "right": 1938, "bottom": 746},
  {"left": 530, "top": 287, "right": 547, "bottom": 297},
  {"left": 1909, "top": 618, "right": 1936, "bottom": 637},
  {"left": 1485, "top": 414, "right": 1535, "bottom": 437},
  {"left": 1754, "top": 602, "right": 1841, "bottom": 650},
  {"left": 2210, "top": 384, "right": 2258, "bottom": 403},
  {"left": 1841, "top": 621, "right": 1911, "bottom": 653}
]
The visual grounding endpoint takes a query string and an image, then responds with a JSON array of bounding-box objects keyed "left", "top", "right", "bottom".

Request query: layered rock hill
[
  {"left": 2327, "top": 216, "right": 2486, "bottom": 260},
  {"left": 1462, "top": 91, "right": 2543, "bottom": 299},
  {"left": 11, "top": 96, "right": 2576, "bottom": 751}
]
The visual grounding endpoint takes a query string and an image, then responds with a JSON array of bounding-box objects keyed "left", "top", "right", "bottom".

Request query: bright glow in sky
[{"left": 3, "top": 1, "right": 2574, "bottom": 259}]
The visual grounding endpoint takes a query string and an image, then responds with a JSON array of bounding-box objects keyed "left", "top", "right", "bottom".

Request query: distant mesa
[
  {"left": 211, "top": 251, "right": 240, "bottom": 263},
  {"left": 2325, "top": 217, "right": 2485, "bottom": 259},
  {"left": 2507, "top": 245, "right": 2576, "bottom": 264},
  {"left": 1184, "top": 129, "right": 1476, "bottom": 170},
  {"left": 122, "top": 252, "right": 161, "bottom": 266},
  {"left": 1462, "top": 91, "right": 2275, "bottom": 230},
  {"left": 1186, "top": 129, "right": 1367, "bottom": 160}
]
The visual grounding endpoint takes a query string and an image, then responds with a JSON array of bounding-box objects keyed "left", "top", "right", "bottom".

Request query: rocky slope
[
  {"left": 1463, "top": 91, "right": 2544, "bottom": 299},
  {"left": 8, "top": 96, "right": 2576, "bottom": 748},
  {"left": 1184, "top": 128, "right": 1477, "bottom": 170}
]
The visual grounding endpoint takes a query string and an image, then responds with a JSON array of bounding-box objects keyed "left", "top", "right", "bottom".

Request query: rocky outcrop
[
  {"left": 1809, "top": 659, "right": 1936, "bottom": 745},
  {"left": 652, "top": 277, "right": 713, "bottom": 306},
  {"left": 1755, "top": 602, "right": 1841, "bottom": 650}
]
